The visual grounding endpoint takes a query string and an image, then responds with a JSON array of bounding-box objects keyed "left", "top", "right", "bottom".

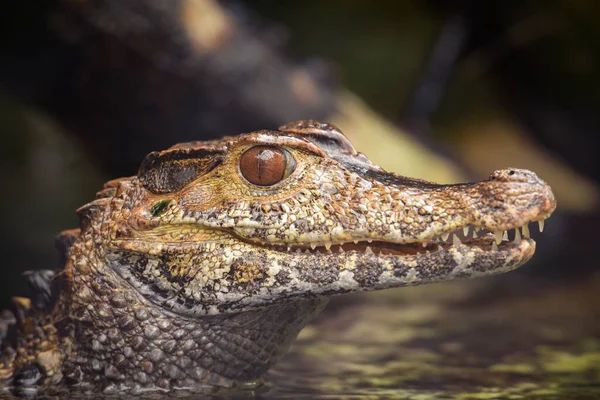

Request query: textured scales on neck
[{"left": 0, "top": 120, "right": 556, "bottom": 396}]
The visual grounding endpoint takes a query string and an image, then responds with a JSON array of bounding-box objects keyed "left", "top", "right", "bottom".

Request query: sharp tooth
[
  {"left": 325, "top": 242, "right": 331, "bottom": 250},
  {"left": 338, "top": 246, "right": 344, "bottom": 253},
  {"left": 367, "top": 239, "right": 373, "bottom": 243},
  {"left": 422, "top": 241, "right": 428, "bottom": 248},
  {"left": 437, "top": 245, "right": 444, "bottom": 252},
  {"left": 425, "top": 250, "right": 430, "bottom": 255},
  {"left": 296, "top": 248, "right": 302, "bottom": 254},
  {"left": 305, "top": 249, "right": 311, "bottom": 254},
  {"left": 365, "top": 246, "right": 373, "bottom": 255},
  {"left": 354, "top": 240, "right": 359, "bottom": 244},
  {"left": 538, "top": 220, "right": 545, "bottom": 232},
  {"left": 441, "top": 233, "right": 449, "bottom": 241},
  {"left": 310, "top": 243, "right": 316, "bottom": 250},
  {"left": 452, "top": 234, "right": 462, "bottom": 246},
  {"left": 472, "top": 229, "right": 478, "bottom": 239},
  {"left": 492, "top": 242, "right": 498, "bottom": 251},
  {"left": 287, "top": 246, "right": 291, "bottom": 251},
  {"left": 522, "top": 224, "right": 530, "bottom": 238},
  {"left": 494, "top": 231, "right": 503, "bottom": 245},
  {"left": 502, "top": 230, "right": 508, "bottom": 241},
  {"left": 463, "top": 226, "right": 469, "bottom": 237},
  {"left": 514, "top": 228, "right": 521, "bottom": 244}
]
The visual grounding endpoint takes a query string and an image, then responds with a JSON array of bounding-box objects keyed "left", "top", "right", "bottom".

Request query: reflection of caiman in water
[{"left": 0, "top": 120, "right": 555, "bottom": 396}]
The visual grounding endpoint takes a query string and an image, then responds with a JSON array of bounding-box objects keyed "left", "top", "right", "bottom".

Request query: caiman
[{"left": 0, "top": 120, "right": 556, "bottom": 396}]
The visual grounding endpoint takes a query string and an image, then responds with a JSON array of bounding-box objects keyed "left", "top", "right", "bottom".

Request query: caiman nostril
[{"left": 489, "top": 168, "right": 546, "bottom": 184}]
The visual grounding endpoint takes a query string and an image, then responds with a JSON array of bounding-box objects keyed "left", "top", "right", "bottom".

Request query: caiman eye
[{"left": 239, "top": 146, "right": 296, "bottom": 186}]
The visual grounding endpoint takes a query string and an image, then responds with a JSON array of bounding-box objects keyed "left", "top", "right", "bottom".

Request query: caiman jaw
[{"left": 226, "top": 164, "right": 556, "bottom": 275}]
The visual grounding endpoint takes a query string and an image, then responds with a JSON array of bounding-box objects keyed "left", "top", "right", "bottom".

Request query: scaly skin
[{"left": 0, "top": 120, "right": 556, "bottom": 396}]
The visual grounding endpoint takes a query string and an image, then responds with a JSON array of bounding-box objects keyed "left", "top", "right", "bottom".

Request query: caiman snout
[
  {"left": 489, "top": 168, "right": 556, "bottom": 215},
  {"left": 473, "top": 168, "right": 556, "bottom": 232}
]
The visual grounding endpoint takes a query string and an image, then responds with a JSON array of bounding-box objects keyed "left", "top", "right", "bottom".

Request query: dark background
[{"left": 0, "top": 3, "right": 598, "bottom": 395}]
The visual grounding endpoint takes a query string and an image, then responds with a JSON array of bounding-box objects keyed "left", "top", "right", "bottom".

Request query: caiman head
[{"left": 80, "top": 120, "right": 556, "bottom": 317}]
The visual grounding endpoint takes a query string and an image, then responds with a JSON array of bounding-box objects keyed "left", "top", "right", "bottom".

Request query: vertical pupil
[{"left": 257, "top": 149, "right": 276, "bottom": 181}]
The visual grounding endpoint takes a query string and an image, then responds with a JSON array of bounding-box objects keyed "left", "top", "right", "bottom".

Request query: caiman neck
[{"left": 57, "top": 237, "right": 327, "bottom": 393}]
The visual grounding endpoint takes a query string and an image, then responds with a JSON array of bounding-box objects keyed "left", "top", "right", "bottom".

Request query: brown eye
[{"left": 239, "top": 146, "right": 296, "bottom": 186}]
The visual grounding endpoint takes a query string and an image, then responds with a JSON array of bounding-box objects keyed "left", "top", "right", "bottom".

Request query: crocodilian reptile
[{"left": 0, "top": 120, "right": 555, "bottom": 396}]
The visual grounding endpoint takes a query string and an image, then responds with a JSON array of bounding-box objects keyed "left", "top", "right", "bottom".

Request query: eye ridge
[{"left": 240, "top": 145, "right": 296, "bottom": 186}]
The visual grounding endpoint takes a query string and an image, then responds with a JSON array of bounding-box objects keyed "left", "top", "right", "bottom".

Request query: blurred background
[{"left": 1, "top": 1, "right": 599, "bottom": 398}]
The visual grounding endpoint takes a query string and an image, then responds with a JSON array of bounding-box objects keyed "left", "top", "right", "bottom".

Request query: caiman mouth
[
  {"left": 268, "top": 219, "right": 547, "bottom": 257},
  {"left": 116, "top": 217, "right": 550, "bottom": 260}
]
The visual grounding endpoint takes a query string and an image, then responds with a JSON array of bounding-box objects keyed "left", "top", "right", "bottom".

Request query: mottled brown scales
[{"left": 0, "top": 120, "right": 556, "bottom": 396}]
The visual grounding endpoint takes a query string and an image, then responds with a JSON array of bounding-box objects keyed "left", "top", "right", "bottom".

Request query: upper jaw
[
  {"left": 228, "top": 166, "right": 556, "bottom": 255},
  {"left": 120, "top": 163, "right": 556, "bottom": 264}
]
